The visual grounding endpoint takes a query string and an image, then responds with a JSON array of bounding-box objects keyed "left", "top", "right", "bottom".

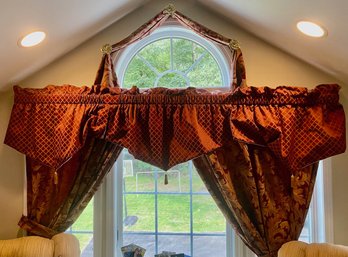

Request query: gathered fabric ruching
[{"left": 5, "top": 83, "right": 345, "bottom": 172}]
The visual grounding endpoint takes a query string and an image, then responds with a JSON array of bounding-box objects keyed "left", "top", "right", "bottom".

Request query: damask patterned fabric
[
  {"left": 194, "top": 143, "right": 318, "bottom": 257},
  {"left": 18, "top": 131, "right": 122, "bottom": 238}
]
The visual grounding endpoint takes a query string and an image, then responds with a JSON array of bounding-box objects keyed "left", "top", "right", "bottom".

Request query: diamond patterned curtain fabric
[{"left": 4, "top": 83, "right": 345, "bottom": 171}]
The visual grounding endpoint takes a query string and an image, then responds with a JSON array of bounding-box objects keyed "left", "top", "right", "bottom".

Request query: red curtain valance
[{"left": 4, "top": 83, "right": 345, "bottom": 171}]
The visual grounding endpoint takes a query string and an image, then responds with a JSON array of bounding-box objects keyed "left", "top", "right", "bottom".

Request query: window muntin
[{"left": 118, "top": 149, "right": 227, "bottom": 257}]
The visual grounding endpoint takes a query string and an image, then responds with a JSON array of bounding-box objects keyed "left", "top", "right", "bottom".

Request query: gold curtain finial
[
  {"left": 101, "top": 44, "right": 112, "bottom": 55},
  {"left": 229, "top": 39, "right": 240, "bottom": 50},
  {"left": 53, "top": 170, "right": 59, "bottom": 185},
  {"left": 163, "top": 3, "right": 176, "bottom": 18}
]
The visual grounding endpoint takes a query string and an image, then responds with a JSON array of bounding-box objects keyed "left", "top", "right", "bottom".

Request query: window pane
[
  {"left": 123, "top": 55, "right": 157, "bottom": 88},
  {"left": 158, "top": 195, "right": 190, "bottom": 233},
  {"left": 158, "top": 235, "right": 191, "bottom": 256},
  {"left": 126, "top": 158, "right": 155, "bottom": 193},
  {"left": 123, "top": 234, "right": 156, "bottom": 257},
  {"left": 188, "top": 54, "right": 222, "bottom": 87},
  {"left": 192, "top": 166, "right": 208, "bottom": 193},
  {"left": 158, "top": 163, "right": 190, "bottom": 193},
  {"left": 193, "top": 235, "right": 226, "bottom": 257},
  {"left": 173, "top": 38, "right": 205, "bottom": 72},
  {"left": 138, "top": 39, "right": 170, "bottom": 73},
  {"left": 157, "top": 72, "right": 187, "bottom": 88},
  {"left": 157, "top": 171, "right": 184, "bottom": 193},
  {"left": 68, "top": 198, "right": 94, "bottom": 257},
  {"left": 193, "top": 195, "right": 225, "bottom": 233},
  {"left": 77, "top": 235, "right": 93, "bottom": 257},
  {"left": 124, "top": 194, "right": 155, "bottom": 232},
  {"left": 299, "top": 208, "right": 312, "bottom": 243}
]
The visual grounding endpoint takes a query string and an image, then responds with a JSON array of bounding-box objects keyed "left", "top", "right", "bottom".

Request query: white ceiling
[
  {"left": 1, "top": 0, "right": 347, "bottom": 91},
  {"left": 0, "top": 0, "right": 145, "bottom": 91},
  {"left": 199, "top": 0, "right": 348, "bottom": 84}
]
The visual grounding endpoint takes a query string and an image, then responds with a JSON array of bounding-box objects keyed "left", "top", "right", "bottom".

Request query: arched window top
[{"left": 115, "top": 25, "right": 231, "bottom": 89}]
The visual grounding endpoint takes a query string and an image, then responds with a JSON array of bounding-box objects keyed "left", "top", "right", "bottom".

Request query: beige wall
[
  {"left": 331, "top": 84, "right": 348, "bottom": 245},
  {"left": 1, "top": 0, "right": 347, "bottom": 244},
  {"left": 0, "top": 90, "right": 24, "bottom": 239}
]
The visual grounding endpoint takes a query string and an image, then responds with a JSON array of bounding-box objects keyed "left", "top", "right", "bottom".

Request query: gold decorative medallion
[
  {"left": 163, "top": 4, "right": 176, "bottom": 18},
  {"left": 101, "top": 43, "right": 112, "bottom": 54},
  {"left": 229, "top": 39, "right": 240, "bottom": 50}
]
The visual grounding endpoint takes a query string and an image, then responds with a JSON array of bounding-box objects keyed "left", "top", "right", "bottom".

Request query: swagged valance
[{"left": 4, "top": 83, "right": 346, "bottom": 171}]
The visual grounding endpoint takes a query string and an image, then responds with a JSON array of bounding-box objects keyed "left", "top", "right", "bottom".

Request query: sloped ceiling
[
  {"left": 198, "top": 0, "right": 348, "bottom": 84},
  {"left": 0, "top": 0, "right": 146, "bottom": 91},
  {"left": 1, "top": 0, "right": 347, "bottom": 91}
]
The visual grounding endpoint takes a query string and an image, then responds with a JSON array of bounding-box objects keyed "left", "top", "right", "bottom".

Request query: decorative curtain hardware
[
  {"left": 163, "top": 3, "right": 176, "bottom": 18},
  {"left": 101, "top": 43, "right": 112, "bottom": 55},
  {"left": 229, "top": 39, "right": 240, "bottom": 50}
]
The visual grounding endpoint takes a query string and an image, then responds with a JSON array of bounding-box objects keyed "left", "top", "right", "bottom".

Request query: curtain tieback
[{"left": 18, "top": 215, "right": 59, "bottom": 238}]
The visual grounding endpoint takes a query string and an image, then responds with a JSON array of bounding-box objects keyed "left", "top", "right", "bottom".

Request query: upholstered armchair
[
  {"left": 0, "top": 233, "right": 80, "bottom": 257},
  {"left": 278, "top": 241, "right": 348, "bottom": 257}
]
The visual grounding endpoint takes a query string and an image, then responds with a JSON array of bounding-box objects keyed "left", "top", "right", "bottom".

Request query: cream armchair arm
[
  {"left": 52, "top": 233, "right": 80, "bottom": 257},
  {"left": 278, "top": 241, "right": 348, "bottom": 257},
  {"left": 0, "top": 233, "right": 80, "bottom": 257}
]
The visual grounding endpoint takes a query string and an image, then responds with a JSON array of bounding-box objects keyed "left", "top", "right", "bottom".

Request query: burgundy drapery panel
[
  {"left": 18, "top": 137, "right": 122, "bottom": 238},
  {"left": 3, "top": 5, "right": 346, "bottom": 256},
  {"left": 14, "top": 47, "right": 123, "bottom": 238},
  {"left": 193, "top": 143, "right": 318, "bottom": 257}
]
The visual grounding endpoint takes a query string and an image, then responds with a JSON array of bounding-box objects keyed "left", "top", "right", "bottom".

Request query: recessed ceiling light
[
  {"left": 20, "top": 31, "right": 46, "bottom": 47},
  {"left": 296, "top": 21, "right": 326, "bottom": 38}
]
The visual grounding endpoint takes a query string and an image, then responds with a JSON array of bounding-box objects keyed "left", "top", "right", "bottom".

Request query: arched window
[{"left": 115, "top": 25, "right": 230, "bottom": 88}]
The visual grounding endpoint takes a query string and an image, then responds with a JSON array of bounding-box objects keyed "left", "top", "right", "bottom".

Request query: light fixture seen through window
[
  {"left": 20, "top": 31, "right": 46, "bottom": 47},
  {"left": 296, "top": 21, "right": 326, "bottom": 38}
]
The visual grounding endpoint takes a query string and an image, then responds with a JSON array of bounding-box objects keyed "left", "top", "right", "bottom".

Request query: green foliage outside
[{"left": 123, "top": 38, "right": 222, "bottom": 88}]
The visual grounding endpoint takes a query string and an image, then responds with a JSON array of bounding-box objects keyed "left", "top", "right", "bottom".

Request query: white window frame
[
  {"left": 322, "top": 159, "right": 334, "bottom": 243},
  {"left": 114, "top": 24, "right": 231, "bottom": 89},
  {"left": 302, "top": 159, "right": 334, "bottom": 243}
]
